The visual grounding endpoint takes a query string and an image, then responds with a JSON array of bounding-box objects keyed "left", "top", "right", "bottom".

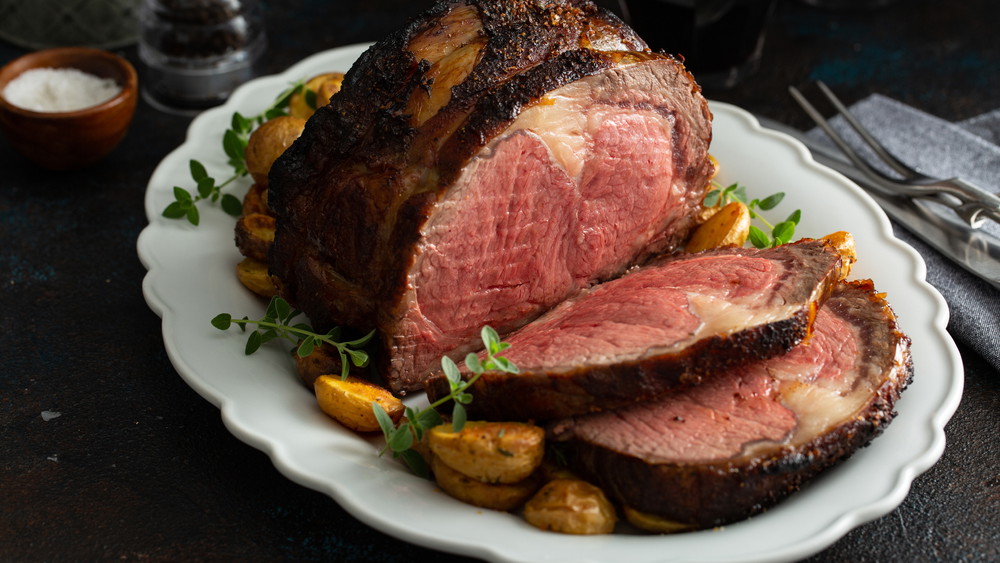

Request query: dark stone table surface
[{"left": 2, "top": 1, "right": 997, "bottom": 561}]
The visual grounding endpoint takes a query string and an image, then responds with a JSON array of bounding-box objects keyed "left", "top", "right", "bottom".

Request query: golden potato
[
  {"left": 523, "top": 479, "right": 617, "bottom": 535},
  {"left": 234, "top": 212, "right": 276, "bottom": 263},
  {"left": 428, "top": 421, "right": 544, "bottom": 484},
  {"left": 622, "top": 505, "right": 694, "bottom": 534},
  {"left": 686, "top": 200, "right": 751, "bottom": 253},
  {"left": 821, "top": 230, "right": 857, "bottom": 280},
  {"left": 314, "top": 375, "right": 404, "bottom": 433},
  {"left": 245, "top": 115, "right": 307, "bottom": 186},
  {"left": 236, "top": 257, "right": 277, "bottom": 298},
  {"left": 431, "top": 455, "right": 540, "bottom": 511},
  {"left": 293, "top": 341, "right": 343, "bottom": 388},
  {"left": 241, "top": 182, "right": 269, "bottom": 216},
  {"left": 289, "top": 72, "right": 345, "bottom": 120}
]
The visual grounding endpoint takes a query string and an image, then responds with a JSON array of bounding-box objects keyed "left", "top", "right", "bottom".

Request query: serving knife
[{"left": 758, "top": 116, "right": 1000, "bottom": 291}]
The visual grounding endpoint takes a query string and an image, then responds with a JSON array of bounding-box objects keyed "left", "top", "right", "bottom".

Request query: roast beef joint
[{"left": 260, "top": 0, "right": 914, "bottom": 534}]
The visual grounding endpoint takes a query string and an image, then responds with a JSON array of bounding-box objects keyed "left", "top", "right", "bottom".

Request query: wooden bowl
[{"left": 0, "top": 47, "right": 138, "bottom": 170}]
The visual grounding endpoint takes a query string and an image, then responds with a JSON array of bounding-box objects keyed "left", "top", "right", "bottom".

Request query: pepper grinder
[{"left": 138, "top": 0, "right": 266, "bottom": 112}]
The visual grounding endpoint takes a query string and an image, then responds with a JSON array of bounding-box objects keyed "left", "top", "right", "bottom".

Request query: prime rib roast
[
  {"left": 424, "top": 238, "right": 846, "bottom": 420},
  {"left": 548, "top": 280, "right": 913, "bottom": 528},
  {"left": 267, "top": 0, "right": 715, "bottom": 394},
  {"left": 264, "top": 0, "right": 914, "bottom": 530}
]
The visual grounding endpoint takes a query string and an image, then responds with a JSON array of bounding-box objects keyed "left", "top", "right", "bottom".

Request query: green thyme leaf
[
  {"left": 758, "top": 192, "right": 785, "bottom": 211},
  {"left": 190, "top": 160, "right": 208, "bottom": 182},
  {"left": 211, "top": 313, "right": 233, "bottom": 330},
  {"left": 702, "top": 189, "right": 721, "bottom": 208},
  {"left": 442, "top": 356, "right": 461, "bottom": 384},
  {"left": 372, "top": 326, "right": 518, "bottom": 478},
  {"left": 398, "top": 449, "right": 429, "bottom": 479},
  {"left": 387, "top": 425, "right": 414, "bottom": 452},
  {"left": 772, "top": 220, "right": 797, "bottom": 246},
  {"left": 372, "top": 402, "right": 396, "bottom": 436},
  {"left": 451, "top": 402, "right": 467, "bottom": 432},
  {"left": 162, "top": 201, "right": 186, "bottom": 219},
  {"left": 748, "top": 225, "right": 771, "bottom": 249},
  {"left": 221, "top": 193, "right": 243, "bottom": 216}
]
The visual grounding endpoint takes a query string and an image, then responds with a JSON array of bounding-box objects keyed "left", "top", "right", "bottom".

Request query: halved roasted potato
[
  {"left": 294, "top": 342, "right": 342, "bottom": 388},
  {"left": 234, "top": 212, "right": 276, "bottom": 263},
  {"left": 686, "top": 200, "right": 751, "bottom": 253},
  {"left": 314, "top": 374, "right": 404, "bottom": 433},
  {"left": 289, "top": 72, "right": 345, "bottom": 120},
  {"left": 431, "top": 455, "right": 540, "bottom": 511},
  {"left": 428, "top": 421, "right": 544, "bottom": 484},
  {"left": 241, "top": 182, "right": 269, "bottom": 216},
  {"left": 236, "top": 257, "right": 277, "bottom": 298},
  {"left": 245, "top": 115, "right": 307, "bottom": 186},
  {"left": 523, "top": 479, "right": 617, "bottom": 535}
]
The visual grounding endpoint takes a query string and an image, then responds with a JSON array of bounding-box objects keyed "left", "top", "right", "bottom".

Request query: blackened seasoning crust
[
  {"left": 424, "top": 238, "right": 844, "bottom": 420},
  {"left": 267, "top": 0, "right": 714, "bottom": 394},
  {"left": 549, "top": 280, "right": 913, "bottom": 528}
]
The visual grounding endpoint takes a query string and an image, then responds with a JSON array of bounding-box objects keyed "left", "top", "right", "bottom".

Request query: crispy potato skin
[
  {"left": 234, "top": 212, "right": 276, "bottom": 263},
  {"left": 289, "top": 72, "right": 345, "bottom": 120},
  {"left": 242, "top": 182, "right": 269, "bottom": 216},
  {"left": 428, "top": 421, "right": 545, "bottom": 484},
  {"left": 431, "top": 455, "right": 540, "bottom": 511},
  {"left": 314, "top": 375, "right": 404, "bottom": 432},
  {"left": 236, "top": 257, "right": 278, "bottom": 298},
  {"left": 245, "top": 115, "right": 307, "bottom": 186},
  {"left": 523, "top": 479, "right": 617, "bottom": 534},
  {"left": 294, "top": 342, "right": 343, "bottom": 388},
  {"left": 686, "top": 200, "right": 750, "bottom": 253}
]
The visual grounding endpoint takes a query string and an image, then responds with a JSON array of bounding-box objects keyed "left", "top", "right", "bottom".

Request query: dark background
[{"left": 2, "top": 0, "right": 998, "bottom": 561}]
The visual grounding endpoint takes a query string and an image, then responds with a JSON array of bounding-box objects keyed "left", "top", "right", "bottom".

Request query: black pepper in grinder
[{"left": 139, "top": 0, "right": 266, "bottom": 112}]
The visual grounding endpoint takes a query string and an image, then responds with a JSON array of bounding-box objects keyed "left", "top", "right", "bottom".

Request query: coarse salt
[{"left": 2, "top": 67, "right": 122, "bottom": 113}]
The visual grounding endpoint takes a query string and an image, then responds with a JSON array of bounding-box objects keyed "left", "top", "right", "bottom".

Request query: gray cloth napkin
[{"left": 806, "top": 94, "right": 1000, "bottom": 372}]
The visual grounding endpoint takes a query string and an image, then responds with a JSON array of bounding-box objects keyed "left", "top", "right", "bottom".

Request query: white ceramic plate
[{"left": 138, "top": 44, "right": 964, "bottom": 563}]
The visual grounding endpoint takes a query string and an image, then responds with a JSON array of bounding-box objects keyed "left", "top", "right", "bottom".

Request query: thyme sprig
[
  {"left": 372, "top": 326, "right": 519, "bottom": 478},
  {"left": 162, "top": 79, "right": 307, "bottom": 226},
  {"left": 211, "top": 296, "right": 373, "bottom": 379},
  {"left": 704, "top": 181, "right": 802, "bottom": 248}
]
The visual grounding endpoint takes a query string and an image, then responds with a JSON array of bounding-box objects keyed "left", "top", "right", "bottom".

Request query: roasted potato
[
  {"left": 428, "top": 421, "right": 545, "bottom": 484},
  {"left": 523, "top": 479, "right": 617, "bottom": 535},
  {"left": 821, "top": 230, "right": 857, "bottom": 280},
  {"left": 313, "top": 374, "right": 404, "bottom": 433},
  {"left": 236, "top": 257, "right": 277, "bottom": 298},
  {"left": 234, "top": 212, "right": 276, "bottom": 263},
  {"left": 241, "top": 182, "right": 269, "bottom": 216},
  {"left": 431, "top": 454, "right": 540, "bottom": 511},
  {"left": 289, "top": 72, "right": 345, "bottom": 120},
  {"left": 686, "top": 200, "right": 751, "bottom": 253},
  {"left": 622, "top": 505, "right": 694, "bottom": 534},
  {"left": 294, "top": 342, "right": 344, "bottom": 388},
  {"left": 245, "top": 115, "right": 307, "bottom": 186}
]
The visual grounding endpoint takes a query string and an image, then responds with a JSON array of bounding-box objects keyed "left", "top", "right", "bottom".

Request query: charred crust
[{"left": 437, "top": 48, "right": 616, "bottom": 185}]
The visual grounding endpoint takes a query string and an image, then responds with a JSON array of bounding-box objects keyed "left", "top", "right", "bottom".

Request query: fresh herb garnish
[
  {"left": 703, "top": 181, "right": 802, "bottom": 248},
  {"left": 372, "top": 326, "right": 519, "bottom": 478},
  {"left": 162, "top": 79, "right": 307, "bottom": 226},
  {"left": 211, "top": 295, "right": 373, "bottom": 379}
]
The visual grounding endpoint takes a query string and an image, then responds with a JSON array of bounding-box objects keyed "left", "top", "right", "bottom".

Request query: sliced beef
[
  {"left": 267, "top": 0, "right": 714, "bottom": 395},
  {"left": 549, "top": 280, "right": 913, "bottom": 529},
  {"left": 424, "top": 238, "right": 845, "bottom": 420}
]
